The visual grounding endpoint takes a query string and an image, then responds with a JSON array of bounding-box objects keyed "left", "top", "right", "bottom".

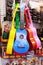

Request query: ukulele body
[
  {"left": 24, "top": 9, "right": 37, "bottom": 50},
  {"left": 30, "top": 25, "right": 41, "bottom": 48},
  {"left": 13, "top": 29, "right": 29, "bottom": 55},
  {"left": 25, "top": 25, "right": 37, "bottom": 50}
]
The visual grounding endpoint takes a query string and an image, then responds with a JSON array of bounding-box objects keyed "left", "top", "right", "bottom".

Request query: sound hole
[{"left": 19, "top": 35, "right": 24, "bottom": 39}]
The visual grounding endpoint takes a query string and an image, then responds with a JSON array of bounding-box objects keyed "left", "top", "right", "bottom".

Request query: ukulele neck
[
  {"left": 26, "top": 7, "right": 33, "bottom": 25},
  {"left": 15, "top": 9, "right": 20, "bottom": 29},
  {"left": 20, "top": 2, "right": 25, "bottom": 30},
  {"left": 12, "top": 4, "right": 20, "bottom": 28},
  {"left": 24, "top": 9, "right": 29, "bottom": 27}
]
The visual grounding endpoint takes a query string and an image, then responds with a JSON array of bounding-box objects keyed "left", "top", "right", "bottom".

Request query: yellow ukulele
[{"left": 6, "top": 4, "right": 20, "bottom": 54}]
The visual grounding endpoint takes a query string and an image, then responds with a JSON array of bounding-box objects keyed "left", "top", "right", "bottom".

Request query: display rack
[{"left": 2, "top": 46, "right": 22, "bottom": 59}]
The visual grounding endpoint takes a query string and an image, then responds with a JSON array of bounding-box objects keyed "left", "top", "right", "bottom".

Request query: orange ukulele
[{"left": 24, "top": 7, "right": 37, "bottom": 51}]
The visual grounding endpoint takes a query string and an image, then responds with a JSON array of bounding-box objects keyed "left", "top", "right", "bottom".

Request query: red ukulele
[
  {"left": 25, "top": 5, "right": 41, "bottom": 49},
  {"left": 24, "top": 7, "right": 37, "bottom": 51}
]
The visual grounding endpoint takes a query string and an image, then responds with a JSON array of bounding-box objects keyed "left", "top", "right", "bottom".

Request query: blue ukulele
[{"left": 13, "top": 2, "right": 30, "bottom": 55}]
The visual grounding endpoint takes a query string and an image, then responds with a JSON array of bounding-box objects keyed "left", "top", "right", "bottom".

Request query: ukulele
[
  {"left": 26, "top": 6, "right": 41, "bottom": 48},
  {"left": 6, "top": 4, "right": 20, "bottom": 54},
  {"left": 24, "top": 7, "right": 37, "bottom": 50},
  {"left": 13, "top": 2, "right": 29, "bottom": 55}
]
